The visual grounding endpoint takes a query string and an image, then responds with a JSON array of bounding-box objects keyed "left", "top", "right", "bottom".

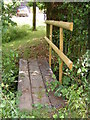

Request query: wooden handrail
[
  {"left": 44, "top": 36, "right": 73, "bottom": 70},
  {"left": 45, "top": 20, "right": 73, "bottom": 84},
  {"left": 45, "top": 20, "right": 73, "bottom": 31}
]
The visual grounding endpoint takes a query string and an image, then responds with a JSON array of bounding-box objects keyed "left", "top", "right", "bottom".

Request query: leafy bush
[
  {"left": 1, "top": 50, "right": 18, "bottom": 117},
  {"left": 0, "top": 84, "right": 19, "bottom": 118},
  {"left": 1, "top": 0, "right": 26, "bottom": 43},
  {"left": 2, "top": 50, "right": 18, "bottom": 91},
  {"left": 47, "top": 50, "right": 90, "bottom": 118},
  {"left": 1, "top": 0, "right": 19, "bottom": 27},
  {"left": 46, "top": 2, "right": 89, "bottom": 60}
]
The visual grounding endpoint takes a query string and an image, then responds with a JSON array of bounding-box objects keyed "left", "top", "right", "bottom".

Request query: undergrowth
[
  {"left": 47, "top": 50, "right": 90, "bottom": 118},
  {"left": 1, "top": 50, "right": 19, "bottom": 117}
]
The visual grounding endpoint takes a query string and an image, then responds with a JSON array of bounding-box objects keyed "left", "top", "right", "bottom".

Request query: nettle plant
[{"left": 47, "top": 50, "right": 90, "bottom": 118}]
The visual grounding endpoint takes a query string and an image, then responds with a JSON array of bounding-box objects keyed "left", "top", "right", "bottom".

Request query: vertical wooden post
[
  {"left": 49, "top": 25, "right": 53, "bottom": 67},
  {"left": 59, "top": 28, "right": 63, "bottom": 84}
]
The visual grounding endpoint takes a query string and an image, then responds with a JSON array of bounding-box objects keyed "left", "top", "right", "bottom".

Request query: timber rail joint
[{"left": 44, "top": 20, "right": 73, "bottom": 84}]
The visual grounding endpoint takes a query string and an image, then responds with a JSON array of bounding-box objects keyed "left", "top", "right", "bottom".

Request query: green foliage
[
  {"left": 31, "top": 103, "right": 55, "bottom": 118},
  {"left": 1, "top": 50, "right": 19, "bottom": 117},
  {"left": 52, "top": 28, "right": 60, "bottom": 48},
  {"left": 37, "top": 2, "right": 45, "bottom": 10},
  {"left": 32, "top": 103, "right": 43, "bottom": 109},
  {"left": 57, "top": 84, "right": 88, "bottom": 118},
  {"left": 28, "top": 2, "right": 45, "bottom": 10},
  {"left": 2, "top": 25, "right": 29, "bottom": 43},
  {"left": 27, "top": 2, "right": 33, "bottom": 7},
  {"left": 47, "top": 50, "right": 90, "bottom": 118},
  {"left": 46, "top": 3, "right": 89, "bottom": 117},
  {"left": 1, "top": 0, "right": 19, "bottom": 27},
  {"left": 2, "top": 26, "right": 46, "bottom": 60},
  {"left": 1, "top": 0, "right": 20, "bottom": 43},
  {"left": 2, "top": 50, "right": 18, "bottom": 91},
  {"left": 46, "top": 2, "right": 89, "bottom": 60},
  {"left": 0, "top": 84, "right": 20, "bottom": 118}
]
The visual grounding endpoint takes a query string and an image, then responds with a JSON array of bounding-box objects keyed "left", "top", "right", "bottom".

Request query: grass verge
[{"left": 2, "top": 25, "right": 49, "bottom": 59}]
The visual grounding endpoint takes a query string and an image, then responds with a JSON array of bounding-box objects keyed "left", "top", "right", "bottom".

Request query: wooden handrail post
[
  {"left": 45, "top": 20, "right": 73, "bottom": 31},
  {"left": 44, "top": 36, "right": 73, "bottom": 70},
  {"left": 59, "top": 28, "right": 63, "bottom": 84},
  {"left": 49, "top": 25, "right": 53, "bottom": 67},
  {"left": 45, "top": 20, "right": 73, "bottom": 84}
]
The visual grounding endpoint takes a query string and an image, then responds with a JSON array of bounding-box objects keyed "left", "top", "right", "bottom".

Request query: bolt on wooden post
[
  {"left": 59, "top": 28, "right": 63, "bottom": 84},
  {"left": 49, "top": 25, "right": 53, "bottom": 67}
]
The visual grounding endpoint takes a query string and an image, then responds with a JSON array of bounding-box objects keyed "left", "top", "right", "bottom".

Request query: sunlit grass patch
[{"left": 2, "top": 25, "right": 47, "bottom": 59}]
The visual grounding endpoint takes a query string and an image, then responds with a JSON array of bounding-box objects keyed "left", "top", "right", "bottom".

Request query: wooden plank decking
[
  {"left": 18, "top": 59, "right": 32, "bottom": 110},
  {"left": 18, "top": 58, "right": 65, "bottom": 111}
]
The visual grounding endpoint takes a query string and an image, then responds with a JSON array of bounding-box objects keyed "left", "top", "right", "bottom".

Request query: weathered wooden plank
[
  {"left": 38, "top": 58, "right": 65, "bottom": 108},
  {"left": 45, "top": 20, "right": 73, "bottom": 31},
  {"left": 29, "top": 59, "right": 51, "bottom": 106},
  {"left": 18, "top": 59, "right": 32, "bottom": 111},
  {"left": 44, "top": 36, "right": 73, "bottom": 70}
]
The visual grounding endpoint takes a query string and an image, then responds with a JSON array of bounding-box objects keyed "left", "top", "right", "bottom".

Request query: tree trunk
[{"left": 33, "top": 1, "right": 36, "bottom": 31}]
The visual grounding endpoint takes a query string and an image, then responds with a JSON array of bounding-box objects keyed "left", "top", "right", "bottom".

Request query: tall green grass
[{"left": 2, "top": 25, "right": 31, "bottom": 43}]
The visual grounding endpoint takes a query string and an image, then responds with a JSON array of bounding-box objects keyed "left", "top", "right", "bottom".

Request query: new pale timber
[{"left": 45, "top": 20, "right": 73, "bottom": 84}]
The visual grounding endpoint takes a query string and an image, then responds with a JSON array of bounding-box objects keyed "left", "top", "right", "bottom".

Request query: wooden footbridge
[{"left": 18, "top": 20, "right": 73, "bottom": 110}]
